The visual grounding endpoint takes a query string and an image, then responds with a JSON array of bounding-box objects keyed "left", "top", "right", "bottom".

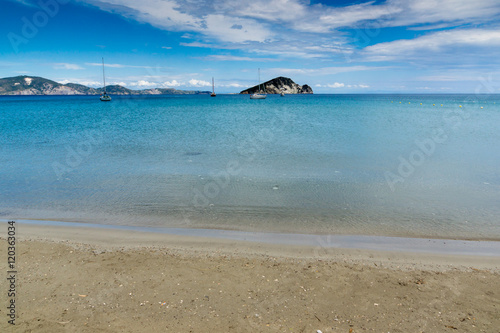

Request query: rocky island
[
  {"left": 240, "top": 76, "right": 313, "bottom": 94},
  {"left": 0, "top": 76, "right": 210, "bottom": 95}
]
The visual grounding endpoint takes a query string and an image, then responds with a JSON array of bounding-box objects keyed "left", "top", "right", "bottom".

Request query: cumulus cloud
[
  {"left": 83, "top": 0, "right": 272, "bottom": 43},
  {"left": 203, "top": 14, "right": 272, "bottom": 43},
  {"left": 386, "top": 0, "right": 500, "bottom": 28},
  {"left": 128, "top": 80, "right": 158, "bottom": 87},
  {"left": 85, "top": 62, "right": 165, "bottom": 69},
  {"left": 125, "top": 79, "right": 186, "bottom": 88},
  {"left": 363, "top": 29, "right": 500, "bottom": 61},
  {"left": 328, "top": 82, "right": 345, "bottom": 88},
  {"left": 76, "top": 0, "right": 500, "bottom": 62},
  {"left": 316, "top": 83, "right": 370, "bottom": 89},
  {"left": 222, "top": 83, "right": 245, "bottom": 87},
  {"left": 163, "top": 80, "right": 181, "bottom": 87},
  {"left": 204, "top": 55, "right": 278, "bottom": 61},
  {"left": 57, "top": 79, "right": 101, "bottom": 86},
  {"left": 269, "top": 66, "right": 384, "bottom": 76},
  {"left": 188, "top": 79, "right": 211, "bottom": 87}
]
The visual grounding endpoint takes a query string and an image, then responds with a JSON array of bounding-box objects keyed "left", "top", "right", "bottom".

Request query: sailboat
[
  {"left": 211, "top": 77, "right": 216, "bottom": 97},
  {"left": 250, "top": 68, "right": 266, "bottom": 99},
  {"left": 100, "top": 57, "right": 111, "bottom": 102}
]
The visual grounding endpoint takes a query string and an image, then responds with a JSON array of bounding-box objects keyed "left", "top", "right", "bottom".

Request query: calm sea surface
[{"left": 1, "top": 94, "right": 499, "bottom": 239}]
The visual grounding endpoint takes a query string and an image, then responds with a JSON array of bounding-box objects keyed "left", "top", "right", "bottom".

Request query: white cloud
[
  {"left": 85, "top": 0, "right": 272, "bottom": 43},
  {"left": 203, "top": 14, "right": 272, "bottom": 43},
  {"left": 126, "top": 79, "right": 186, "bottom": 88},
  {"left": 85, "top": 62, "right": 165, "bottom": 69},
  {"left": 163, "top": 80, "right": 181, "bottom": 87},
  {"left": 53, "top": 63, "right": 84, "bottom": 70},
  {"left": 128, "top": 80, "right": 158, "bottom": 87},
  {"left": 363, "top": 29, "right": 500, "bottom": 61},
  {"left": 88, "top": 0, "right": 202, "bottom": 31},
  {"left": 84, "top": 0, "right": 500, "bottom": 37},
  {"left": 57, "top": 79, "right": 102, "bottom": 86},
  {"left": 416, "top": 70, "right": 500, "bottom": 83},
  {"left": 316, "top": 82, "right": 370, "bottom": 89},
  {"left": 204, "top": 55, "right": 278, "bottom": 61},
  {"left": 318, "top": 2, "right": 399, "bottom": 32},
  {"left": 79, "top": 0, "right": 500, "bottom": 62},
  {"left": 328, "top": 82, "right": 345, "bottom": 88},
  {"left": 270, "top": 66, "right": 384, "bottom": 76},
  {"left": 8, "top": 0, "right": 38, "bottom": 7},
  {"left": 217, "top": 0, "right": 307, "bottom": 23},
  {"left": 222, "top": 83, "right": 245, "bottom": 88},
  {"left": 180, "top": 42, "right": 216, "bottom": 48},
  {"left": 161, "top": 46, "right": 172, "bottom": 49},
  {"left": 387, "top": 0, "right": 500, "bottom": 28},
  {"left": 188, "top": 79, "right": 211, "bottom": 87},
  {"left": 86, "top": 62, "right": 125, "bottom": 68}
]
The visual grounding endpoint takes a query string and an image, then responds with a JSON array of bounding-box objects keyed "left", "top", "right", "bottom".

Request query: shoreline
[
  {"left": 4, "top": 219, "right": 500, "bottom": 257},
  {"left": 3, "top": 219, "right": 500, "bottom": 272},
  {"left": 1, "top": 220, "right": 499, "bottom": 332}
]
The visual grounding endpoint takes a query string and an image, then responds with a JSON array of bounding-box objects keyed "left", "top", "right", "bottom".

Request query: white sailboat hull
[{"left": 250, "top": 94, "right": 266, "bottom": 99}]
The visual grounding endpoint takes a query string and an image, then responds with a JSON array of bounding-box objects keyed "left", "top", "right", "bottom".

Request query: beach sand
[{"left": 1, "top": 224, "right": 499, "bottom": 332}]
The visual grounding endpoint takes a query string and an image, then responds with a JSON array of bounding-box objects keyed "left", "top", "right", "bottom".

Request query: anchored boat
[
  {"left": 100, "top": 58, "right": 111, "bottom": 102},
  {"left": 250, "top": 68, "right": 266, "bottom": 99},
  {"left": 211, "top": 77, "right": 216, "bottom": 97}
]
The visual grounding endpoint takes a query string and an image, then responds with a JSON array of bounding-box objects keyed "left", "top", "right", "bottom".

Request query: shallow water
[{"left": 1, "top": 94, "right": 499, "bottom": 239}]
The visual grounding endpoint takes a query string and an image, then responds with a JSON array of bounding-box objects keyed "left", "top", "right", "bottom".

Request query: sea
[{"left": 1, "top": 94, "right": 499, "bottom": 240}]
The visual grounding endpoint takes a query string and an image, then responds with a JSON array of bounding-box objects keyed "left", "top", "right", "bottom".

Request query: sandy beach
[{"left": 0, "top": 223, "right": 498, "bottom": 332}]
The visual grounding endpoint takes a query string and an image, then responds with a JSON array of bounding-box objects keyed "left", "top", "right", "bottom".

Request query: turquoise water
[{"left": 1, "top": 94, "right": 499, "bottom": 239}]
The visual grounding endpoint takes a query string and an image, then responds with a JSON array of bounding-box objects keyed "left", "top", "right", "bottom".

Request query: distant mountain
[
  {"left": 0, "top": 76, "right": 211, "bottom": 95},
  {"left": 240, "top": 76, "right": 313, "bottom": 94}
]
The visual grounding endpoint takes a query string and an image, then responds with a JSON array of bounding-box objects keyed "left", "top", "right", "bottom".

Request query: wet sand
[{"left": 1, "top": 223, "right": 499, "bottom": 332}]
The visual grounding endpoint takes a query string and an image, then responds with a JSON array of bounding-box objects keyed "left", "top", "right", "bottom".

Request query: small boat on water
[
  {"left": 250, "top": 68, "right": 266, "bottom": 99},
  {"left": 211, "top": 77, "right": 216, "bottom": 97},
  {"left": 100, "top": 57, "right": 111, "bottom": 102}
]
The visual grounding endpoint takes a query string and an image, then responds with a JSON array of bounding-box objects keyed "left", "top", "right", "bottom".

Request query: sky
[{"left": 1, "top": 0, "right": 500, "bottom": 93}]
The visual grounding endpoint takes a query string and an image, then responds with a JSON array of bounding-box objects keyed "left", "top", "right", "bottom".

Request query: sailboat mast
[
  {"left": 258, "top": 68, "right": 261, "bottom": 93},
  {"left": 212, "top": 77, "right": 214, "bottom": 94},
  {"left": 102, "top": 57, "right": 106, "bottom": 94}
]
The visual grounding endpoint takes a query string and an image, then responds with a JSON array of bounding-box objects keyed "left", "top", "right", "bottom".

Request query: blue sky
[{"left": 2, "top": 0, "right": 500, "bottom": 93}]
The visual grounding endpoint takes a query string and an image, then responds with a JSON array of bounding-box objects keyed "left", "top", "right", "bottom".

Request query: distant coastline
[
  {"left": 0, "top": 75, "right": 210, "bottom": 96},
  {"left": 0, "top": 75, "right": 315, "bottom": 96}
]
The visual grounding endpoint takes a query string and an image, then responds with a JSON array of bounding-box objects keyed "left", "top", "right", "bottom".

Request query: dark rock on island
[{"left": 240, "top": 76, "right": 313, "bottom": 94}]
